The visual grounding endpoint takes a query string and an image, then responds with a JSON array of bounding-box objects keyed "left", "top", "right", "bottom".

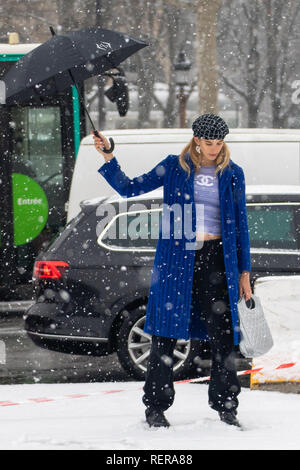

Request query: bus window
[{"left": 11, "top": 106, "right": 64, "bottom": 229}]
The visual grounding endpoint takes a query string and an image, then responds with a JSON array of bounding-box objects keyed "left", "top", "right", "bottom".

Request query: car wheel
[{"left": 115, "top": 307, "right": 199, "bottom": 381}]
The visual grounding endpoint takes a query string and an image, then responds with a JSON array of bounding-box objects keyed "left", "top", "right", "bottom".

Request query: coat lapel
[{"left": 217, "top": 163, "right": 233, "bottom": 197}]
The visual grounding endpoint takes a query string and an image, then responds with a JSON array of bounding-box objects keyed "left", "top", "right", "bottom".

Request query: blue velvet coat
[{"left": 98, "top": 152, "right": 251, "bottom": 345}]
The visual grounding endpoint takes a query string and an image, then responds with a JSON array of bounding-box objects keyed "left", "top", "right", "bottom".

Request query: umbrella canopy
[{"left": 4, "top": 27, "right": 148, "bottom": 106}]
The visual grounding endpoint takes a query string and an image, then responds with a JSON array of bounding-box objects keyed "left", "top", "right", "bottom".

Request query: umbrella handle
[{"left": 93, "top": 131, "right": 115, "bottom": 154}]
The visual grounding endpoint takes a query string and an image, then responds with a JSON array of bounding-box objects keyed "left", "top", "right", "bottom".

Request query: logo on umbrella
[{"left": 96, "top": 41, "right": 112, "bottom": 51}]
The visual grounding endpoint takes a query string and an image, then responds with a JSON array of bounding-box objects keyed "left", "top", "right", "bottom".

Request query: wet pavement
[
  {"left": 0, "top": 313, "right": 251, "bottom": 387},
  {"left": 0, "top": 313, "right": 131, "bottom": 385}
]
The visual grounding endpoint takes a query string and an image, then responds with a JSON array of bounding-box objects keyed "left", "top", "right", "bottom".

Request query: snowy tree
[
  {"left": 166, "top": 0, "right": 223, "bottom": 115},
  {"left": 0, "top": 0, "right": 58, "bottom": 42},
  {"left": 2, "top": 0, "right": 300, "bottom": 128},
  {"left": 218, "top": 0, "right": 300, "bottom": 127},
  {"left": 79, "top": 0, "right": 196, "bottom": 128}
]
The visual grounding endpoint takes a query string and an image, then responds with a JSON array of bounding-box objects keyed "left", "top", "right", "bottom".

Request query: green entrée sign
[{"left": 12, "top": 173, "right": 49, "bottom": 246}]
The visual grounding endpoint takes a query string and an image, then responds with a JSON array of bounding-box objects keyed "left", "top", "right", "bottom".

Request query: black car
[{"left": 24, "top": 186, "right": 300, "bottom": 380}]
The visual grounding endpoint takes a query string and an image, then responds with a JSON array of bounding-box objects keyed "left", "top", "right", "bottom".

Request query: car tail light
[{"left": 33, "top": 261, "right": 69, "bottom": 280}]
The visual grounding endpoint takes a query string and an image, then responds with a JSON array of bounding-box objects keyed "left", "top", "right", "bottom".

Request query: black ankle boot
[
  {"left": 218, "top": 410, "right": 241, "bottom": 427},
  {"left": 145, "top": 408, "right": 170, "bottom": 428}
]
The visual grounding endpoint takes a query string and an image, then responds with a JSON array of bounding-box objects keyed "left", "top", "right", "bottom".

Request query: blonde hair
[{"left": 179, "top": 137, "right": 230, "bottom": 177}]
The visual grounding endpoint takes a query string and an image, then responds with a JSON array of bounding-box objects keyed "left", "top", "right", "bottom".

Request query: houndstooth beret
[{"left": 192, "top": 113, "right": 229, "bottom": 140}]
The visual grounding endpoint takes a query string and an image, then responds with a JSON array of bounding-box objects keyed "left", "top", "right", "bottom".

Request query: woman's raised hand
[{"left": 91, "top": 130, "right": 114, "bottom": 161}]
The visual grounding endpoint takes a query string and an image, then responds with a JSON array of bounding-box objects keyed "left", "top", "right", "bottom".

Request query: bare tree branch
[
  {"left": 221, "top": 75, "right": 248, "bottom": 102},
  {"left": 164, "top": 0, "right": 196, "bottom": 10}
]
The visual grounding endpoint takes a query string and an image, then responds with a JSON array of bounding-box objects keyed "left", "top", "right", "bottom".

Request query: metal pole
[{"left": 178, "top": 86, "right": 188, "bottom": 128}]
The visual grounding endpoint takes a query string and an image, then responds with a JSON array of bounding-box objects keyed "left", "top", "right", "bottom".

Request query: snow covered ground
[
  {"left": 0, "top": 380, "right": 299, "bottom": 450},
  {"left": 1, "top": 276, "right": 299, "bottom": 451}
]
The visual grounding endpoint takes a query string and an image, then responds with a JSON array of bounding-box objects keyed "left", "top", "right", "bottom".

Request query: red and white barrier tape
[
  {"left": 0, "top": 389, "right": 126, "bottom": 407},
  {"left": 174, "top": 362, "right": 297, "bottom": 384},
  {"left": 0, "top": 362, "right": 296, "bottom": 408}
]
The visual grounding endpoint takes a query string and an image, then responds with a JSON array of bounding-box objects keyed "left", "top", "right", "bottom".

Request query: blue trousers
[{"left": 142, "top": 238, "right": 241, "bottom": 413}]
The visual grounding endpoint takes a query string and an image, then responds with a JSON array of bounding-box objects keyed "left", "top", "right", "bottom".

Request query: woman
[{"left": 92, "top": 113, "right": 252, "bottom": 429}]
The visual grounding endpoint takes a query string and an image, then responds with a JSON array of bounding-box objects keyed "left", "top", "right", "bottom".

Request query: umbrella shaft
[{"left": 68, "top": 70, "right": 96, "bottom": 132}]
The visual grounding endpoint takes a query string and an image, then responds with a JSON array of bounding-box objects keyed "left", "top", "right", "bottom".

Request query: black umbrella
[{"left": 4, "top": 26, "right": 149, "bottom": 153}]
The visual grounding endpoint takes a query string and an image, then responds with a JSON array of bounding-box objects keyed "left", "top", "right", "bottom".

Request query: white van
[{"left": 67, "top": 128, "right": 300, "bottom": 222}]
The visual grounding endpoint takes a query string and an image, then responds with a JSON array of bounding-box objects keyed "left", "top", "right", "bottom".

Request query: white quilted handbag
[{"left": 238, "top": 294, "right": 273, "bottom": 358}]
